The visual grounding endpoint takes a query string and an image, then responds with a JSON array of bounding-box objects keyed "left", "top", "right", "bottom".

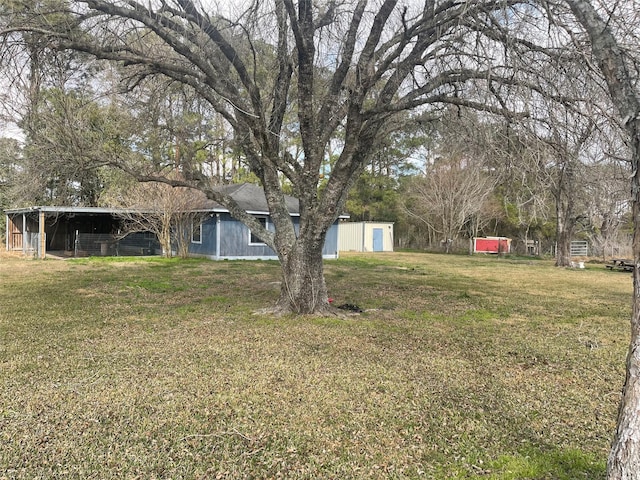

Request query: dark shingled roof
[{"left": 205, "top": 183, "right": 300, "bottom": 215}]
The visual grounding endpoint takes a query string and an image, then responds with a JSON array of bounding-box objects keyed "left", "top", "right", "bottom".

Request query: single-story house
[
  {"left": 4, "top": 183, "right": 345, "bottom": 260},
  {"left": 190, "top": 183, "right": 344, "bottom": 260},
  {"left": 338, "top": 221, "right": 394, "bottom": 252}
]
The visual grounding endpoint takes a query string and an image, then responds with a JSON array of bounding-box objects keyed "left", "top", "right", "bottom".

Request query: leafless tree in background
[
  {"left": 104, "top": 178, "right": 209, "bottom": 258},
  {"left": 402, "top": 109, "right": 502, "bottom": 251},
  {"left": 404, "top": 155, "right": 496, "bottom": 253}
]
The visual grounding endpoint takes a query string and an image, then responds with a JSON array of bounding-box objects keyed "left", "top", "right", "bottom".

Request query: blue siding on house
[
  {"left": 323, "top": 223, "right": 339, "bottom": 257},
  {"left": 219, "top": 213, "right": 277, "bottom": 258},
  {"left": 188, "top": 215, "right": 217, "bottom": 256},
  {"left": 188, "top": 213, "right": 340, "bottom": 260}
]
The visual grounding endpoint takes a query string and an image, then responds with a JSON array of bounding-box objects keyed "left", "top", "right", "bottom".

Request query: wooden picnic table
[{"left": 606, "top": 259, "right": 634, "bottom": 272}]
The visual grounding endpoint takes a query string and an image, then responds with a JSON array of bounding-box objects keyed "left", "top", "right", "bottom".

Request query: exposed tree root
[{"left": 252, "top": 304, "right": 357, "bottom": 318}]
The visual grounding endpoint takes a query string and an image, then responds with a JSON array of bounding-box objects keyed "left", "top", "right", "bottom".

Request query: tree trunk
[
  {"left": 276, "top": 238, "right": 330, "bottom": 314},
  {"left": 555, "top": 170, "right": 575, "bottom": 267},
  {"left": 175, "top": 221, "right": 190, "bottom": 259},
  {"left": 555, "top": 220, "right": 573, "bottom": 267},
  {"left": 160, "top": 221, "right": 172, "bottom": 258}
]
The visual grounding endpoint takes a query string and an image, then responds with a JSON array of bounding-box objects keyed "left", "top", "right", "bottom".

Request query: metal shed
[
  {"left": 338, "top": 221, "right": 394, "bottom": 252},
  {"left": 473, "top": 237, "right": 512, "bottom": 254}
]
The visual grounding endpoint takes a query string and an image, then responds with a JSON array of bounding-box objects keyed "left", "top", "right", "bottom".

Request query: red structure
[{"left": 473, "top": 237, "right": 511, "bottom": 254}]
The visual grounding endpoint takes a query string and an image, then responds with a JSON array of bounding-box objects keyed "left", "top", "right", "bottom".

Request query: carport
[{"left": 5, "top": 206, "right": 158, "bottom": 259}]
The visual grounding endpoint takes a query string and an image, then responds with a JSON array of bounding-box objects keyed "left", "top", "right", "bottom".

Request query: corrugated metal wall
[
  {"left": 338, "top": 222, "right": 364, "bottom": 251},
  {"left": 338, "top": 222, "right": 394, "bottom": 252}
]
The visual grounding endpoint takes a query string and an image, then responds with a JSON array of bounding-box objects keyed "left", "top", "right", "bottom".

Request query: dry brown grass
[
  {"left": 0, "top": 246, "right": 25, "bottom": 261},
  {"left": 0, "top": 252, "right": 630, "bottom": 479}
]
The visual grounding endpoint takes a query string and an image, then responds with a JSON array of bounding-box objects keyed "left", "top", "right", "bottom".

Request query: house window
[
  {"left": 191, "top": 221, "right": 202, "bottom": 244},
  {"left": 249, "top": 217, "right": 268, "bottom": 245}
]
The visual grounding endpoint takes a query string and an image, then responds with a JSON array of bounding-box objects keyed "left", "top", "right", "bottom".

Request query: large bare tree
[
  {"left": 2, "top": 0, "right": 539, "bottom": 313},
  {"left": 404, "top": 155, "right": 497, "bottom": 252}
]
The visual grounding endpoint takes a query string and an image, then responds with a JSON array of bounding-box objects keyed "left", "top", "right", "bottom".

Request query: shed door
[{"left": 372, "top": 228, "right": 383, "bottom": 252}]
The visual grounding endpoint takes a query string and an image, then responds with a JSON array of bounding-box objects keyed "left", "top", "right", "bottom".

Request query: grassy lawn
[{"left": 0, "top": 251, "right": 631, "bottom": 479}]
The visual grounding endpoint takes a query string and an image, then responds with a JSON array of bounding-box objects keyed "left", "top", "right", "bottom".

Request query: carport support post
[
  {"left": 38, "top": 210, "right": 45, "bottom": 259},
  {"left": 22, "top": 213, "right": 26, "bottom": 256}
]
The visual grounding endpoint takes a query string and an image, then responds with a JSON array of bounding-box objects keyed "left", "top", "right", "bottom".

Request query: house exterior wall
[
  {"left": 188, "top": 213, "right": 340, "bottom": 260},
  {"left": 217, "top": 212, "right": 277, "bottom": 259},
  {"left": 338, "top": 222, "right": 394, "bottom": 252},
  {"left": 188, "top": 214, "right": 218, "bottom": 257},
  {"left": 323, "top": 222, "right": 339, "bottom": 258}
]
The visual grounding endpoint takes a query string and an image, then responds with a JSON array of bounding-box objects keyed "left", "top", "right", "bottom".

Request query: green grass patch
[
  {"left": 0, "top": 252, "right": 628, "bottom": 479},
  {"left": 487, "top": 449, "right": 605, "bottom": 479}
]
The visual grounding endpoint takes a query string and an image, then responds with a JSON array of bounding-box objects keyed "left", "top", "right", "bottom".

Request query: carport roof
[{"left": 4, "top": 206, "right": 128, "bottom": 215}]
